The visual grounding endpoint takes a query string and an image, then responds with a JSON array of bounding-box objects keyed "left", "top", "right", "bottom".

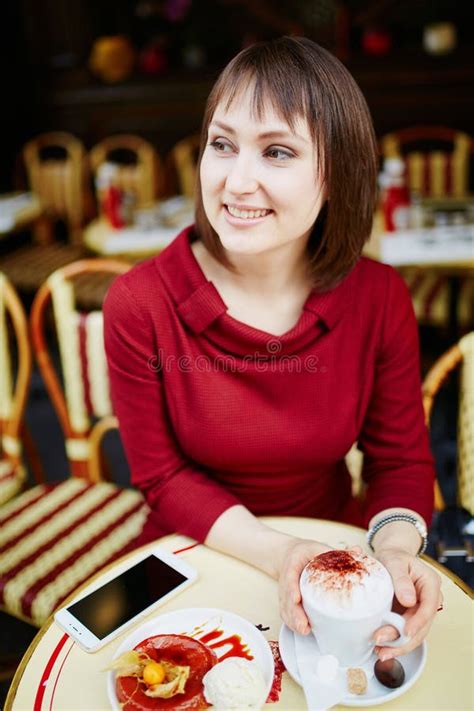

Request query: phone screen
[{"left": 67, "top": 556, "right": 188, "bottom": 640}]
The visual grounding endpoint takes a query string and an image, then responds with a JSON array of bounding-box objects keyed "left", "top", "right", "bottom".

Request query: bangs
[
  {"left": 216, "top": 71, "right": 317, "bottom": 140},
  {"left": 204, "top": 43, "right": 325, "bottom": 151}
]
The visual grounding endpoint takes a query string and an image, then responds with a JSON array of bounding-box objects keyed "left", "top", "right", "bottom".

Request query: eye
[
  {"left": 209, "top": 139, "right": 233, "bottom": 154},
  {"left": 265, "top": 147, "right": 294, "bottom": 161}
]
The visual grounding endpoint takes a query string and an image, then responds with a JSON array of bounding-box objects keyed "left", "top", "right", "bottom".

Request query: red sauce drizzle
[
  {"left": 198, "top": 628, "right": 254, "bottom": 661},
  {"left": 266, "top": 640, "right": 285, "bottom": 703}
]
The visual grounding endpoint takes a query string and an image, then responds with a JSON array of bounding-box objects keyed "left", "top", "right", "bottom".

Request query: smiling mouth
[{"left": 225, "top": 204, "right": 273, "bottom": 220}]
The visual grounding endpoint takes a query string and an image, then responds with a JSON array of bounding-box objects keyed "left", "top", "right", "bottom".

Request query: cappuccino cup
[{"left": 300, "top": 550, "right": 407, "bottom": 667}]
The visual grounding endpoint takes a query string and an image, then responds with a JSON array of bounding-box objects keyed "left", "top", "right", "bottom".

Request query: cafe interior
[{"left": 0, "top": 0, "right": 473, "bottom": 707}]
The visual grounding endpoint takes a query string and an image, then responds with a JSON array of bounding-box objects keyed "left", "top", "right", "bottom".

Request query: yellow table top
[{"left": 6, "top": 518, "right": 473, "bottom": 711}]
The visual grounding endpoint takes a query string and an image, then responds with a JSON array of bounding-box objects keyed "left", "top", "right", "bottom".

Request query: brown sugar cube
[{"left": 347, "top": 667, "right": 367, "bottom": 695}]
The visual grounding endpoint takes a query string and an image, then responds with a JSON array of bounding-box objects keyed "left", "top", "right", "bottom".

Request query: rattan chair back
[
  {"left": 89, "top": 134, "right": 162, "bottom": 209},
  {"left": 30, "top": 259, "right": 131, "bottom": 481},
  {"left": 0, "top": 273, "right": 31, "bottom": 501},
  {"left": 423, "top": 332, "right": 474, "bottom": 513},
  {"left": 23, "top": 131, "right": 89, "bottom": 244},
  {"left": 380, "top": 126, "right": 472, "bottom": 198},
  {"left": 170, "top": 134, "right": 201, "bottom": 198}
]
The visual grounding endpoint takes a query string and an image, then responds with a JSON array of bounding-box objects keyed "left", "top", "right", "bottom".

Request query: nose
[{"left": 225, "top": 152, "right": 259, "bottom": 195}]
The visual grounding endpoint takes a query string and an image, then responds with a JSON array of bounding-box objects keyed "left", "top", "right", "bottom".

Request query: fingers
[
  {"left": 278, "top": 575, "right": 310, "bottom": 635},
  {"left": 403, "top": 569, "right": 441, "bottom": 639},
  {"left": 376, "top": 615, "right": 431, "bottom": 661},
  {"left": 374, "top": 624, "right": 399, "bottom": 645},
  {"left": 437, "top": 591, "right": 444, "bottom": 612},
  {"left": 383, "top": 555, "right": 417, "bottom": 608},
  {"left": 278, "top": 540, "right": 330, "bottom": 635},
  {"left": 376, "top": 565, "right": 442, "bottom": 660}
]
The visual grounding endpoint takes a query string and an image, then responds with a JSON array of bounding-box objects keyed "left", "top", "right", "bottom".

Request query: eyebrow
[{"left": 209, "top": 120, "right": 309, "bottom": 144}]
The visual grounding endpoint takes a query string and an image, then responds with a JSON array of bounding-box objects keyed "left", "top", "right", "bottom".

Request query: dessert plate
[
  {"left": 107, "top": 607, "right": 274, "bottom": 711},
  {"left": 279, "top": 624, "right": 427, "bottom": 707}
]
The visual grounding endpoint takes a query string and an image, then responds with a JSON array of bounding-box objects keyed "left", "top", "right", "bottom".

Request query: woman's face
[{"left": 200, "top": 85, "right": 326, "bottom": 258}]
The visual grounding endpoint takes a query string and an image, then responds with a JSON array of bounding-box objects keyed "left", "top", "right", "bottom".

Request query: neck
[{"left": 218, "top": 238, "right": 312, "bottom": 298}]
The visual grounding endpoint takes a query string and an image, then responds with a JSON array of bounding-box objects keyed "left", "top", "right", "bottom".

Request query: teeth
[{"left": 226, "top": 205, "right": 270, "bottom": 219}]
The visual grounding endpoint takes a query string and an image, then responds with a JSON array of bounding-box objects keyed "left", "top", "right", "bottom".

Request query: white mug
[{"left": 300, "top": 552, "right": 408, "bottom": 667}]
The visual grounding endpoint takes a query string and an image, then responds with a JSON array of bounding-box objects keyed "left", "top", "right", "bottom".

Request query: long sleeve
[
  {"left": 103, "top": 277, "right": 241, "bottom": 542},
  {"left": 359, "top": 269, "right": 435, "bottom": 526}
]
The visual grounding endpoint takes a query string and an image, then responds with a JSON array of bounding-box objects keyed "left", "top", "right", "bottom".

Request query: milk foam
[{"left": 300, "top": 550, "right": 394, "bottom": 619}]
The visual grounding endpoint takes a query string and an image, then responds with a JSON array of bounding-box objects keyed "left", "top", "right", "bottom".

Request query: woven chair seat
[
  {"left": 0, "top": 478, "right": 148, "bottom": 626},
  {"left": 0, "top": 459, "right": 26, "bottom": 505},
  {"left": 0, "top": 244, "right": 86, "bottom": 293},
  {"left": 0, "top": 245, "right": 120, "bottom": 310}
]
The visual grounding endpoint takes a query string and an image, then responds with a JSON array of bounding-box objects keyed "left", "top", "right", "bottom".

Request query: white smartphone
[{"left": 54, "top": 546, "right": 198, "bottom": 653}]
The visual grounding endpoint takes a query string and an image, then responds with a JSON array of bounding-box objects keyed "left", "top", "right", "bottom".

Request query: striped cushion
[
  {"left": 0, "top": 478, "right": 148, "bottom": 626},
  {"left": 49, "top": 272, "right": 113, "bottom": 435},
  {"left": 0, "top": 459, "right": 25, "bottom": 505}
]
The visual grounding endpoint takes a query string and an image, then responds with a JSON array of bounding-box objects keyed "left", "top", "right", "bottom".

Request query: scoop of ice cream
[{"left": 202, "top": 657, "right": 267, "bottom": 710}]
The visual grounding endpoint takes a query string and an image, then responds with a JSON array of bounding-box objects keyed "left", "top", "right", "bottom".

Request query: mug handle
[{"left": 379, "top": 611, "right": 408, "bottom": 648}]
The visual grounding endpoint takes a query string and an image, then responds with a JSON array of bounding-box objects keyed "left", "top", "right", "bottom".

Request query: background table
[
  {"left": 0, "top": 193, "right": 42, "bottom": 236},
  {"left": 6, "top": 518, "right": 474, "bottom": 710},
  {"left": 83, "top": 197, "right": 194, "bottom": 258}
]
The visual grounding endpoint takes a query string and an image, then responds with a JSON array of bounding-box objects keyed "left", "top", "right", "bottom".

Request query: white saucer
[{"left": 279, "top": 624, "right": 427, "bottom": 707}]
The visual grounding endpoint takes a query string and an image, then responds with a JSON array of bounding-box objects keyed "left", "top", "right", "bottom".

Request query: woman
[{"left": 104, "top": 36, "right": 441, "bottom": 661}]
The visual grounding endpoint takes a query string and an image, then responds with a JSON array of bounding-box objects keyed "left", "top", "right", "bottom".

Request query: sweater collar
[{"left": 155, "top": 226, "right": 356, "bottom": 348}]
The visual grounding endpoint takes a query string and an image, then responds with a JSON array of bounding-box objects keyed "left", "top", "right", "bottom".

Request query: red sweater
[{"left": 104, "top": 226, "right": 434, "bottom": 543}]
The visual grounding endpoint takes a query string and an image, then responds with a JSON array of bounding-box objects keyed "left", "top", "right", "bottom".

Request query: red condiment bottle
[
  {"left": 380, "top": 158, "right": 411, "bottom": 231},
  {"left": 96, "top": 162, "right": 126, "bottom": 229},
  {"left": 103, "top": 184, "right": 125, "bottom": 229}
]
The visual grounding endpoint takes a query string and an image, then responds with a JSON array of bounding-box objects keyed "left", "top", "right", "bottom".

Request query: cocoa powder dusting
[{"left": 306, "top": 550, "right": 369, "bottom": 593}]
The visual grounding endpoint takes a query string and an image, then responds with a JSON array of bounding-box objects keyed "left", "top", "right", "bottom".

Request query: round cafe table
[{"left": 5, "top": 518, "right": 473, "bottom": 711}]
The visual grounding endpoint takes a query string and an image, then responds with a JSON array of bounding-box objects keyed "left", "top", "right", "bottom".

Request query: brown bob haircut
[{"left": 194, "top": 36, "right": 379, "bottom": 291}]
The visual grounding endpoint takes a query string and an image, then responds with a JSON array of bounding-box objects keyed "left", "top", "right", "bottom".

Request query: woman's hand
[
  {"left": 374, "top": 546, "right": 442, "bottom": 660},
  {"left": 275, "top": 538, "right": 332, "bottom": 635}
]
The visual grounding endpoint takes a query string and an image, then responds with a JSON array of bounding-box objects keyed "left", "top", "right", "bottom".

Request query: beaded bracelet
[{"left": 367, "top": 513, "right": 428, "bottom": 556}]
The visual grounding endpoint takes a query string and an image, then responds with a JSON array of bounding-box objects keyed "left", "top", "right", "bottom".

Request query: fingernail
[
  {"left": 380, "top": 653, "right": 392, "bottom": 662},
  {"left": 376, "top": 635, "right": 389, "bottom": 644}
]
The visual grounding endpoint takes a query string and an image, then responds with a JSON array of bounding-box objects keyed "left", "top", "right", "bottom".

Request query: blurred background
[
  {"left": 0, "top": 2, "right": 473, "bottom": 701},
  {"left": 1, "top": 0, "right": 473, "bottom": 190}
]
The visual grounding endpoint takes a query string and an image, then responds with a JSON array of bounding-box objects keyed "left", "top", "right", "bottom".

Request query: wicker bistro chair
[
  {"left": 0, "top": 274, "right": 31, "bottom": 504},
  {"left": 170, "top": 134, "right": 201, "bottom": 199},
  {"left": 31, "top": 259, "right": 132, "bottom": 479},
  {"left": 0, "top": 132, "right": 92, "bottom": 296},
  {"left": 380, "top": 126, "right": 472, "bottom": 199},
  {"left": 380, "top": 126, "right": 474, "bottom": 330},
  {"left": 0, "top": 260, "right": 148, "bottom": 627},
  {"left": 423, "top": 332, "right": 474, "bottom": 516},
  {"left": 89, "top": 134, "right": 164, "bottom": 211},
  {"left": 423, "top": 333, "right": 474, "bottom": 569}
]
